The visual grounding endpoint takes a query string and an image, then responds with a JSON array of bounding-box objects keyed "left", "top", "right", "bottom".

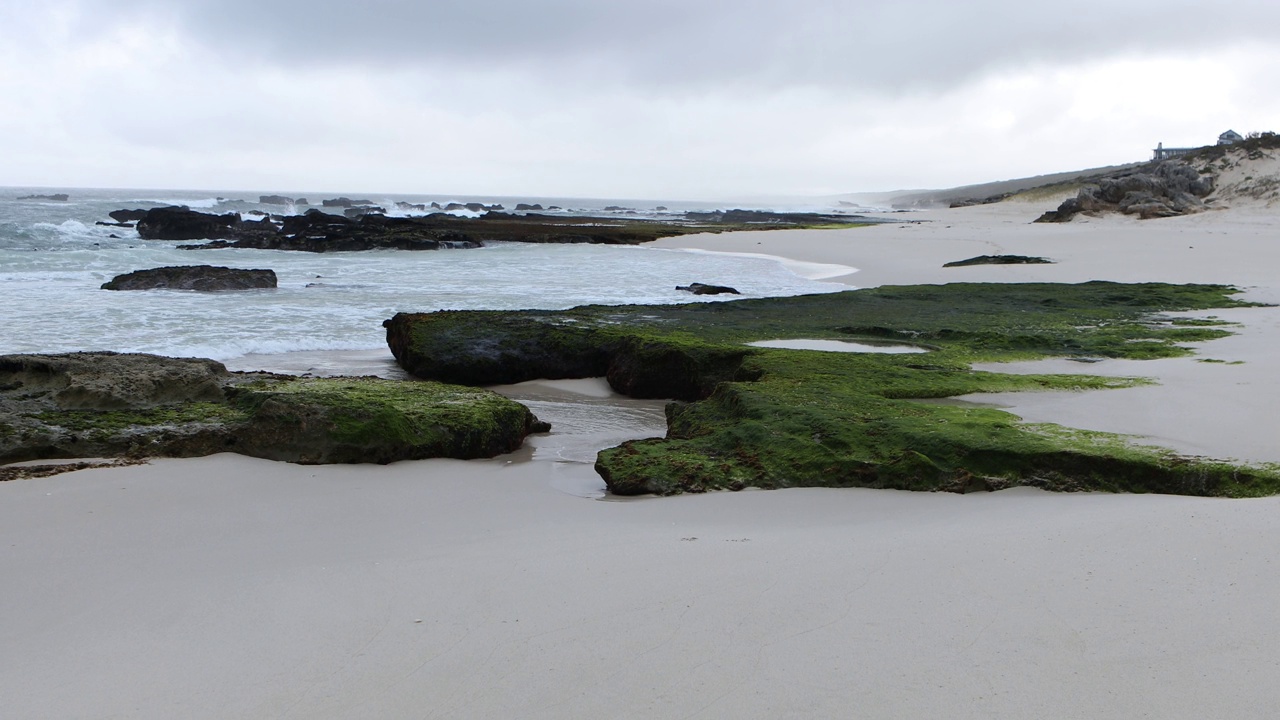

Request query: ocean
[{"left": 1, "top": 187, "right": 859, "bottom": 374}]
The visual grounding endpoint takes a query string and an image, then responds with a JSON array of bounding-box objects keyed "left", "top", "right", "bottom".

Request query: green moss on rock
[
  {"left": 385, "top": 281, "right": 1280, "bottom": 496},
  {"left": 1, "top": 354, "right": 548, "bottom": 466}
]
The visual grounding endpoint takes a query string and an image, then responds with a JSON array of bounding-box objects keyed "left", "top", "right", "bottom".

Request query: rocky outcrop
[
  {"left": 109, "top": 209, "right": 149, "bottom": 223},
  {"left": 18, "top": 193, "right": 69, "bottom": 201},
  {"left": 0, "top": 352, "right": 547, "bottom": 466},
  {"left": 181, "top": 210, "right": 480, "bottom": 252},
  {"left": 943, "top": 255, "right": 1053, "bottom": 268},
  {"left": 321, "top": 197, "right": 374, "bottom": 208},
  {"left": 163, "top": 209, "right": 704, "bottom": 252},
  {"left": 0, "top": 353, "right": 229, "bottom": 411},
  {"left": 1036, "top": 162, "right": 1215, "bottom": 222},
  {"left": 383, "top": 311, "right": 751, "bottom": 401},
  {"left": 135, "top": 206, "right": 243, "bottom": 240},
  {"left": 101, "top": 265, "right": 278, "bottom": 291},
  {"left": 259, "top": 195, "right": 306, "bottom": 205},
  {"left": 677, "top": 283, "right": 740, "bottom": 295}
]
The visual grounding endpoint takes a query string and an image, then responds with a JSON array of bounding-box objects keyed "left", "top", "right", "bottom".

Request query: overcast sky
[{"left": 3, "top": 0, "right": 1278, "bottom": 199}]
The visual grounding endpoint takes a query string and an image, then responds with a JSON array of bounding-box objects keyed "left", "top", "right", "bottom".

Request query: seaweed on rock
[
  {"left": 385, "top": 281, "right": 1280, "bottom": 496},
  {"left": 0, "top": 353, "right": 547, "bottom": 466}
]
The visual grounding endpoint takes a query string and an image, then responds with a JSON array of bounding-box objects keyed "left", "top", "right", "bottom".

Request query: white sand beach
[{"left": 5, "top": 200, "right": 1280, "bottom": 719}]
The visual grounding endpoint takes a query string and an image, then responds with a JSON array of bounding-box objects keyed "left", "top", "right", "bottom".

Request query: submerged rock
[
  {"left": 17, "top": 193, "right": 69, "bottom": 201},
  {"left": 0, "top": 352, "right": 548, "bottom": 466},
  {"left": 101, "top": 265, "right": 278, "bottom": 291}
]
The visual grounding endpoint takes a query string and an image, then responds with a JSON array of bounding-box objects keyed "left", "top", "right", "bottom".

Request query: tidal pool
[{"left": 747, "top": 338, "right": 929, "bottom": 354}]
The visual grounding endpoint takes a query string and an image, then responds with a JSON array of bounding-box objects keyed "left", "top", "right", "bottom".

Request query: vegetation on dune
[{"left": 385, "top": 281, "right": 1279, "bottom": 496}]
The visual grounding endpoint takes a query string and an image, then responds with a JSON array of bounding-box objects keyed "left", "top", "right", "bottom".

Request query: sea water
[{"left": 1, "top": 187, "right": 859, "bottom": 369}]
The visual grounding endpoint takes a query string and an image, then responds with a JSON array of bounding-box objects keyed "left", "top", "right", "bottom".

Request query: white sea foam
[{"left": 2, "top": 189, "right": 861, "bottom": 366}]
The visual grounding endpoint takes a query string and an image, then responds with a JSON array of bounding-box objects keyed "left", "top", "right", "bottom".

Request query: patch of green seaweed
[{"left": 386, "top": 281, "right": 1280, "bottom": 496}]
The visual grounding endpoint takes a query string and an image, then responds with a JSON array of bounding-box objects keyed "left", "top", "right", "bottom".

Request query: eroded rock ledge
[
  {"left": 385, "top": 283, "right": 1278, "bottom": 497},
  {"left": 0, "top": 352, "right": 547, "bottom": 466},
  {"left": 1035, "top": 161, "right": 1214, "bottom": 222},
  {"left": 117, "top": 206, "right": 873, "bottom": 252}
]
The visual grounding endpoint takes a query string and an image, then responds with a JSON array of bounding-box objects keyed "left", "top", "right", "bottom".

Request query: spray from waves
[{"left": 135, "top": 196, "right": 222, "bottom": 209}]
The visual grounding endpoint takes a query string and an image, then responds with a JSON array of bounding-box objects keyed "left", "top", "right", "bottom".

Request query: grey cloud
[{"left": 71, "top": 0, "right": 1280, "bottom": 93}]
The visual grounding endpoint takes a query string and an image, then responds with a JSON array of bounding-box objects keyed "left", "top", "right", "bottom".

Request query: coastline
[{"left": 5, "top": 200, "right": 1280, "bottom": 717}]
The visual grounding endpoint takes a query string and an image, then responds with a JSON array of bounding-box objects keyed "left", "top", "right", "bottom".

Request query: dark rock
[
  {"left": 1035, "top": 161, "right": 1215, "bottom": 223},
  {"left": 151, "top": 206, "right": 705, "bottom": 252},
  {"left": 101, "top": 265, "right": 278, "bottom": 291},
  {"left": 109, "top": 209, "right": 149, "bottom": 223},
  {"left": 384, "top": 312, "right": 749, "bottom": 402},
  {"left": 515, "top": 203, "right": 544, "bottom": 211},
  {"left": 676, "top": 283, "right": 741, "bottom": 295},
  {"left": 258, "top": 195, "right": 296, "bottom": 205},
  {"left": 135, "top": 206, "right": 241, "bottom": 240},
  {"left": 321, "top": 197, "right": 374, "bottom": 208},
  {"left": 96, "top": 221, "right": 134, "bottom": 228},
  {"left": 344, "top": 206, "right": 386, "bottom": 218},
  {"left": 943, "top": 255, "right": 1054, "bottom": 268},
  {"left": 655, "top": 206, "right": 668, "bottom": 211},
  {"left": 949, "top": 193, "right": 1011, "bottom": 208},
  {"left": 18, "top": 193, "right": 69, "bottom": 201},
  {"left": 395, "top": 202, "right": 427, "bottom": 211}
]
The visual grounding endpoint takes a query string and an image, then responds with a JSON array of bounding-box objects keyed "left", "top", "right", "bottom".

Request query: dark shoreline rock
[
  {"left": 259, "top": 195, "right": 306, "bottom": 205},
  {"left": 676, "top": 283, "right": 740, "bottom": 295},
  {"left": 136, "top": 207, "right": 242, "bottom": 240},
  {"left": 101, "top": 265, "right": 278, "bottom": 292},
  {"left": 0, "top": 352, "right": 547, "bottom": 466},
  {"left": 943, "top": 255, "right": 1054, "bottom": 268},
  {"left": 109, "top": 209, "right": 148, "bottom": 223},
  {"left": 18, "top": 193, "right": 69, "bottom": 201},
  {"left": 112, "top": 205, "right": 874, "bottom": 253}
]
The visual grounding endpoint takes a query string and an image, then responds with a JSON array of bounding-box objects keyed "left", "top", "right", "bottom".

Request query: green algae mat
[{"left": 386, "top": 281, "right": 1280, "bottom": 496}]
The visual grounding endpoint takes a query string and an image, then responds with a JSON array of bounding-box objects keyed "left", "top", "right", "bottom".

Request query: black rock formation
[
  {"left": 101, "top": 265, "right": 278, "bottom": 291},
  {"left": 321, "top": 197, "right": 374, "bottom": 208},
  {"left": 135, "top": 206, "right": 242, "bottom": 240},
  {"left": 109, "top": 209, "right": 149, "bottom": 223},
  {"left": 943, "top": 255, "right": 1054, "bottom": 267},
  {"left": 676, "top": 283, "right": 741, "bottom": 295}
]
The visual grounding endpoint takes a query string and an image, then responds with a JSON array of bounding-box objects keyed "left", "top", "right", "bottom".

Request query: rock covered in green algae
[
  {"left": 384, "top": 282, "right": 1280, "bottom": 497},
  {"left": 0, "top": 352, "right": 547, "bottom": 466}
]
